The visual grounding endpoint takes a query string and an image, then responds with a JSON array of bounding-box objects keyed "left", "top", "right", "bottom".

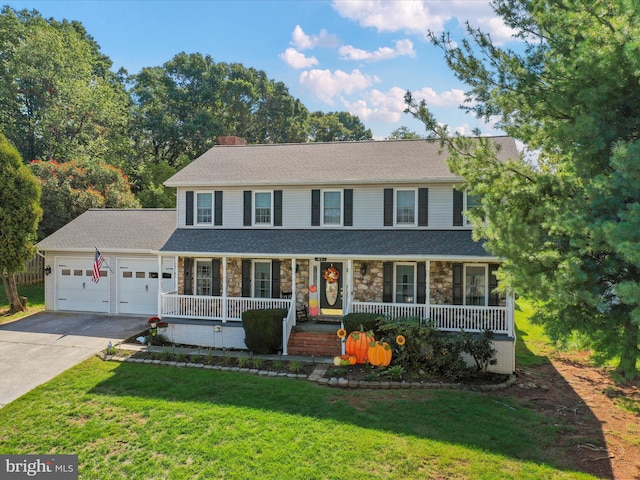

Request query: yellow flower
[
  {"left": 396, "top": 335, "right": 406, "bottom": 346},
  {"left": 337, "top": 328, "right": 347, "bottom": 339}
]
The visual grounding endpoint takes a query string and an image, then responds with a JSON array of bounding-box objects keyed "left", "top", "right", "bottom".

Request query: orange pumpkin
[
  {"left": 367, "top": 341, "right": 392, "bottom": 367},
  {"left": 345, "top": 330, "right": 374, "bottom": 364}
]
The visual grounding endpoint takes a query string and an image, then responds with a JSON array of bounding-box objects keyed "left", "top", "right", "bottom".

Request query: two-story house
[{"left": 37, "top": 137, "right": 518, "bottom": 373}]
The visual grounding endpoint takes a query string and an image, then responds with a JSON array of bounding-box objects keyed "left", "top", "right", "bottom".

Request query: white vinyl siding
[{"left": 178, "top": 183, "right": 466, "bottom": 229}]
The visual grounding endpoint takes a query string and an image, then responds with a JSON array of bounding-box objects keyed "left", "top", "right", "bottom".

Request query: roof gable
[
  {"left": 165, "top": 137, "right": 519, "bottom": 188},
  {"left": 37, "top": 209, "right": 176, "bottom": 252}
]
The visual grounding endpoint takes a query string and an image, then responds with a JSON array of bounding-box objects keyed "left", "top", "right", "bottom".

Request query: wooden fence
[{"left": 15, "top": 255, "right": 45, "bottom": 285}]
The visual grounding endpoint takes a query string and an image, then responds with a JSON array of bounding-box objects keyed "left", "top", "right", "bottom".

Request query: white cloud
[
  {"left": 291, "top": 25, "right": 339, "bottom": 51},
  {"left": 299, "top": 69, "right": 379, "bottom": 104},
  {"left": 279, "top": 48, "right": 319, "bottom": 69},
  {"left": 339, "top": 39, "right": 415, "bottom": 62},
  {"left": 341, "top": 86, "right": 407, "bottom": 123},
  {"left": 411, "top": 86, "right": 467, "bottom": 108},
  {"left": 332, "top": 0, "right": 448, "bottom": 33},
  {"left": 331, "top": 1, "right": 518, "bottom": 44}
]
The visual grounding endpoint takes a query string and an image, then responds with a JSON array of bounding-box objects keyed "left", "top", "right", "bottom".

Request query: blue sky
[{"left": 6, "top": 0, "right": 519, "bottom": 139}]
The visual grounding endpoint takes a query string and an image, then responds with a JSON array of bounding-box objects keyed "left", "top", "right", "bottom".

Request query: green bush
[
  {"left": 242, "top": 308, "right": 286, "bottom": 354},
  {"left": 341, "top": 312, "right": 383, "bottom": 335}
]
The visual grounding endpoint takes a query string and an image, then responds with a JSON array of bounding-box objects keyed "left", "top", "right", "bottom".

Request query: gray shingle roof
[
  {"left": 165, "top": 137, "right": 519, "bottom": 187},
  {"left": 160, "top": 228, "right": 495, "bottom": 259},
  {"left": 37, "top": 209, "right": 176, "bottom": 252}
]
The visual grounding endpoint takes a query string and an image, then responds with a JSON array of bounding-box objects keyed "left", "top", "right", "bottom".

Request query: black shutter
[
  {"left": 185, "top": 191, "right": 194, "bottom": 226},
  {"left": 183, "top": 257, "right": 193, "bottom": 295},
  {"left": 241, "top": 260, "right": 251, "bottom": 297},
  {"left": 384, "top": 188, "right": 393, "bottom": 226},
  {"left": 212, "top": 259, "right": 221, "bottom": 296},
  {"left": 311, "top": 189, "right": 320, "bottom": 226},
  {"left": 274, "top": 190, "right": 283, "bottom": 226},
  {"left": 418, "top": 188, "right": 429, "bottom": 226},
  {"left": 488, "top": 264, "right": 500, "bottom": 306},
  {"left": 383, "top": 262, "right": 393, "bottom": 303},
  {"left": 417, "top": 262, "right": 427, "bottom": 304},
  {"left": 271, "top": 260, "right": 281, "bottom": 298},
  {"left": 344, "top": 189, "right": 353, "bottom": 226},
  {"left": 243, "top": 191, "right": 252, "bottom": 226},
  {"left": 214, "top": 191, "right": 223, "bottom": 226},
  {"left": 453, "top": 189, "right": 464, "bottom": 226},
  {"left": 453, "top": 263, "right": 463, "bottom": 305}
]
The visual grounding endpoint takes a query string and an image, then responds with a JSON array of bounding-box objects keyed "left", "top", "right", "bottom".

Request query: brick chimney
[{"left": 218, "top": 136, "right": 247, "bottom": 146}]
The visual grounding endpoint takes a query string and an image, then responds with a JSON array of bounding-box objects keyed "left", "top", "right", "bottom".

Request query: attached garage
[
  {"left": 117, "top": 258, "right": 175, "bottom": 315},
  {"left": 37, "top": 209, "right": 177, "bottom": 316},
  {"left": 55, "top": 256, "right": 110, "bottom": 312}
]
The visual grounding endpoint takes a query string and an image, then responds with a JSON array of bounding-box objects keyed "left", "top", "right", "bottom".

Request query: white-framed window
[
  {"left": 464, "top": 264, "right": 487, "bottom": 306},
  {"left": 254, "top": 191, "right": 273, "bottom": 225},
  {"left": 253, "top": 261, "right": 271, "bottom": 298},
  {"left": 464, "top": 191, "right": 482, "bottom": 225},
  {"left": 196, "top": 260, "right": 212, "bottom": 296},
  {"left": 196, "top": 192, "right": 213, "bottom": 224},
  {"left": 322, "top": 190, "right": 342, "bottom": 225},
  {"left": 395, "top": 189, "right": 416, "bottom": 226},
  {"left": 394, "top": 263, "right": 416, "bottom": 304}
]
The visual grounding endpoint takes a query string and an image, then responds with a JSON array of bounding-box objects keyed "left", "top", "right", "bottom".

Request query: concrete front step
[{"left": 287, "top": 331, "right": 342, "bottom": 356}]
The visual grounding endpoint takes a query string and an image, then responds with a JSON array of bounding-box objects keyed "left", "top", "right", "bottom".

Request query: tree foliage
[
  {"left": 0, "top": 7, "right": 131, "bottom": 164},
  {"left": 386, "top": 126, "right": 425, "bottom": 140},
  {"left": 29, "top": 159, "right": 140, "bottom": 239},
  {"left": 0, "top": 133, "right": 42, "bottom": 312},
  {"left": 129, "top": 52, "right": 310, "bottom": 168},
  {"left": 308, "top": 111, "right": 373, "bottom": 142},
  {"left": 407, "top": 0, "right": 640, "bottom": 378}
]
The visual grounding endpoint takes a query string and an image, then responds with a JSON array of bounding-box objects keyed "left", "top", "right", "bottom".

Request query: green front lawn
[
  {"left": 0, "top": 358, "right": 595, "bottom": 479},
  {"left": 0, "top": 281, "right": 44, "bottom": 323}
]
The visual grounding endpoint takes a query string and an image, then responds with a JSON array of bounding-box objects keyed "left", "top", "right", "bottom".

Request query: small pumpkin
[
  {"left": 333, "top": 354, "right": 357, "bottom": 366},
  {"left": 367, "top": 341, "right": 392, "bottom": 367},
  {"left": 345, "top": 330, "right": 375, "bottom": 364}
]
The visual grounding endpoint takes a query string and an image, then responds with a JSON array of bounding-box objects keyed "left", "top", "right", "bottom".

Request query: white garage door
[
  {"left": 55, "top": 257, "right": 110, "bottom": 312},
  {"left": 117, "top": 258, "right": 174, "bottom": 315}
]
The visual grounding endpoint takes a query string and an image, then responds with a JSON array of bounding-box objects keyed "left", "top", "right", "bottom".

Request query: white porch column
[
  {"left": 291, "top": 257, "right": 296, "bottom": 325},
  {"left": 157, "top": 254, "right": 163, "bottom": 318},
  {"left": 506, "top": 291, "right": 515, "bottom": 338},
  {"left": 222, "top": 256, "right": 228, "bottom": 323},
  {"left": 346, "top": 259, "right": 353, "bottom": 315},
  {"left": 425, "top": 260, "right": 431, "bottom": 321}
]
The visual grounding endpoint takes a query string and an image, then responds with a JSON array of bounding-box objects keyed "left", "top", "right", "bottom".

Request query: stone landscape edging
[{"left": 102, "top": 353, "right": 517, "bottom": 391}]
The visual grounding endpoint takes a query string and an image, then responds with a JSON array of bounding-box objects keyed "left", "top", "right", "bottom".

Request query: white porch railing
[
  {"left": 350, "top": 301, "right": 510, "bottom": 335},
  {"left": 350, "top": 301, "right": 429, "bottom": 321},
  {"left": 282, "top": 301, "right": 296, "bottom": 356},
  {"left": 161, "top": 293, "right": 292, "bottom": 322}
]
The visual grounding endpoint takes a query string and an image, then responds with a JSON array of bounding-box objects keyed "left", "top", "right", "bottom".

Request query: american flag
[{"left": 92, "top": 249, "right": 105, "bottom": 283}]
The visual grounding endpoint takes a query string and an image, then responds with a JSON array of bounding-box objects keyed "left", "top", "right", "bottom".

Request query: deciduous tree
[
  {"left": 30, "top": 159, "right": 140, "bottom": 239},
  {"left": 0, "top": 7, "right": 131, "bottom": 165},
  {"left": 407, "top": 0, "right": 640, "bottom": 378}
]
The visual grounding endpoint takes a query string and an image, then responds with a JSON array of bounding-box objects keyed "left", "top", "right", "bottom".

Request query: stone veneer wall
[
  {"left": 352, "top": 261, "right": 384, "bottom": 303},
  {"left": 177, "top": 257, "right": 455, "bottom": 307},
  {"left": 177, "top": 257, "right": 309, "bottom": 305},
  {"left": 430, "top": 261, "right": 454, "bottom": 305}
]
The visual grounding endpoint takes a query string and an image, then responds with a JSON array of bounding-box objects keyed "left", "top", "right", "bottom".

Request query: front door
[{"left": 319, "top": 262, "right": 343, "bottom": 313}]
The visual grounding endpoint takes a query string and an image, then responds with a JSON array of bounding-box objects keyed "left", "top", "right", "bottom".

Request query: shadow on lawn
[
  {"left": 89, "top": 352, "right": 610, "bottom": 478},
  {"left": 511, "top": 321, "right": 613, "bottom": 479}
]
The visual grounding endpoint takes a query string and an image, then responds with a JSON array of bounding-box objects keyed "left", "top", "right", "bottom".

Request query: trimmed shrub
[
  {"left": 341, "top": 312, "right": 383, "bottom": 335},
  {"left": 242, "top": 308, "right": 287, "bottom": 354}
]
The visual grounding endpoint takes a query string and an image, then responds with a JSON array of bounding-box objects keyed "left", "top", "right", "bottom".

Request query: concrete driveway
[{"left": 0, "top": 312, "right": 149, "bottom": 408}]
